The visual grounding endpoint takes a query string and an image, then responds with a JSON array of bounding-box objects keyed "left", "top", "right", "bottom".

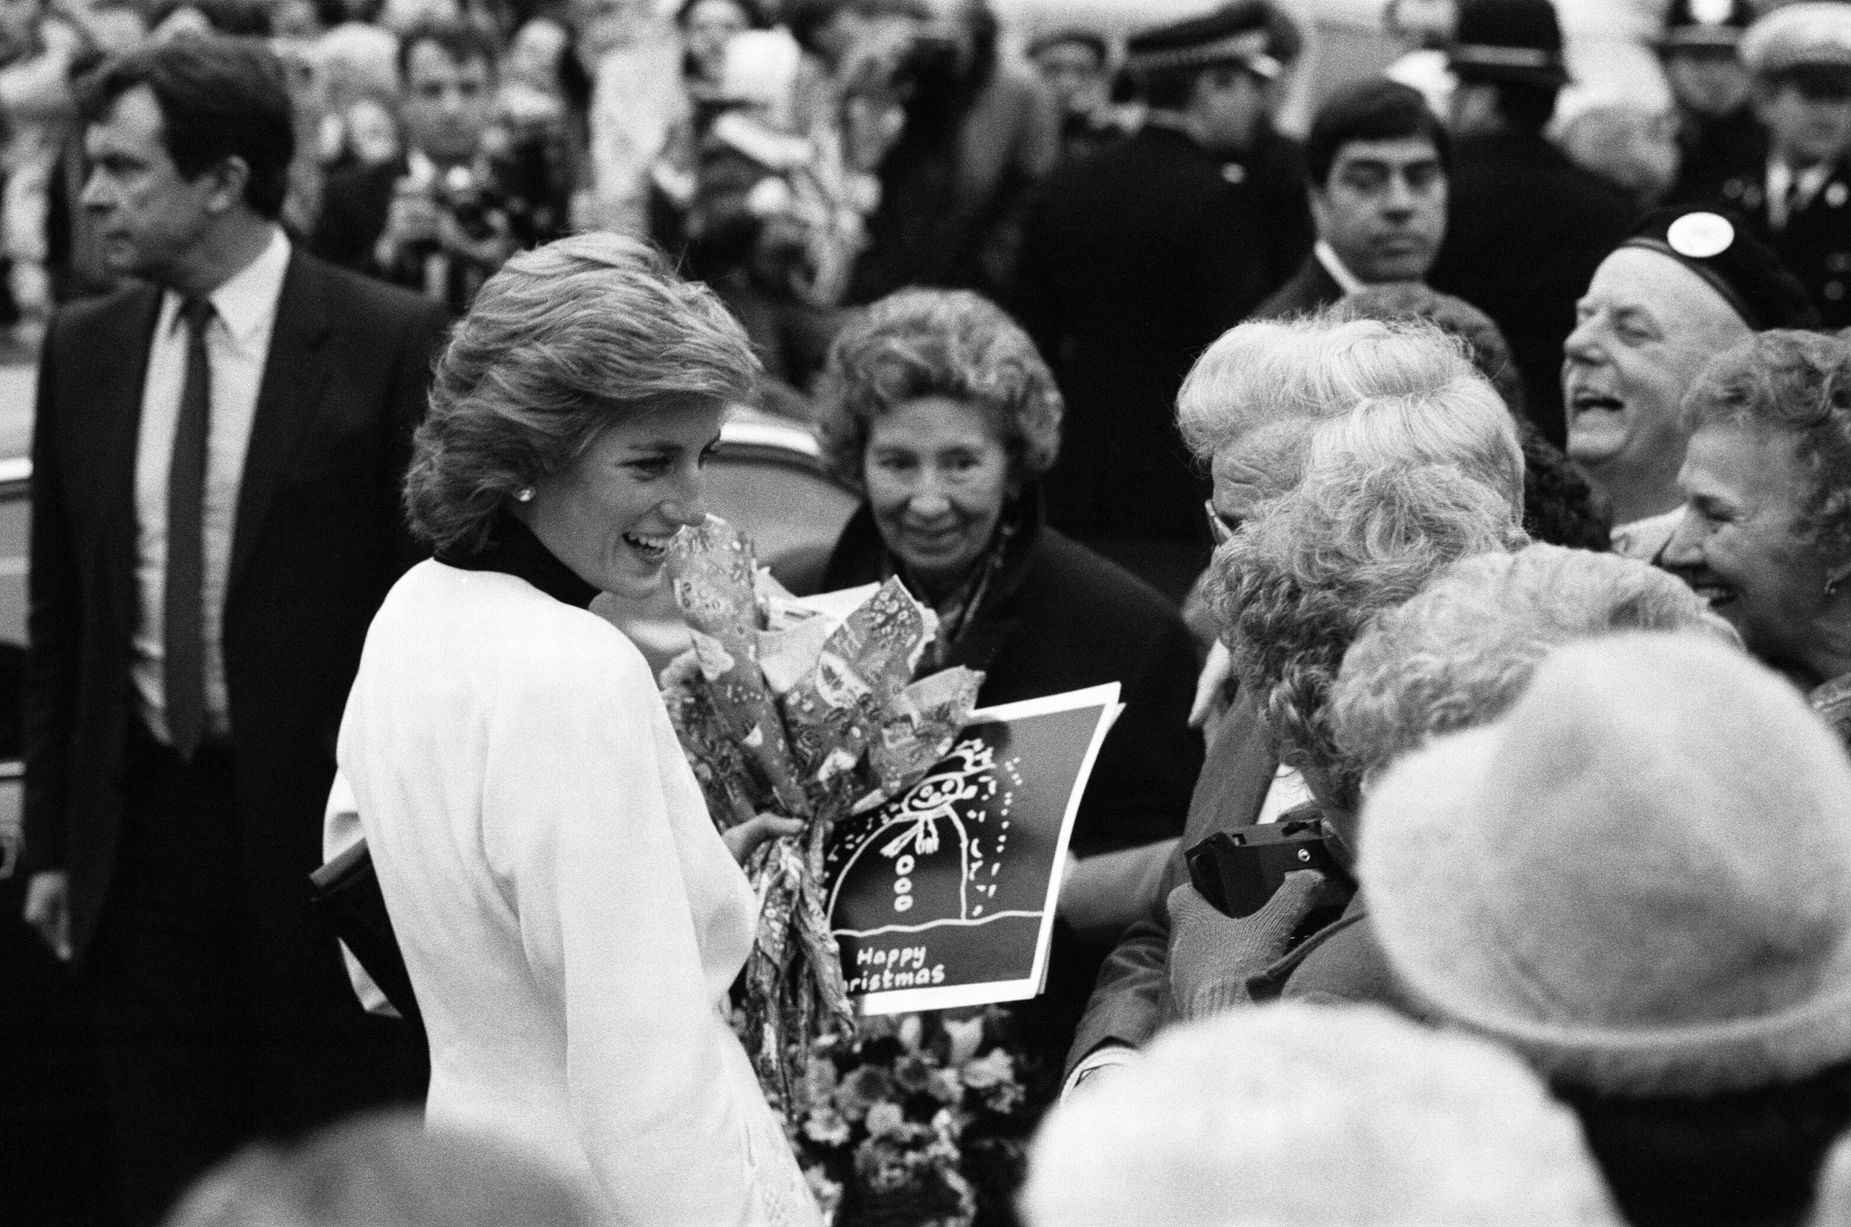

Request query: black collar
[{"left": 436, "top": 512, "right": 599, "bottom": 609}]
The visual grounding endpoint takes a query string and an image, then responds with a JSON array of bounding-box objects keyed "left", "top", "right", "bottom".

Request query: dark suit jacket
[
  {"left": 1250, "top": 255, "right": 1344, "bottom": 320},
  {"left": 1065, "top": 686, "right": 1278, "bottom": 1069},
  {"left": 309, "top": 158, "right": 399, "bottom": 273},
  {"left": 1427, "top": 132, "right": 1639, "bottom": 446},
  {"left": 23, "top": 249, "right": 448, "bottom": 965},
  {"left": 1698, "top": 146, "right": 1851, "bottom": 329},
  {"left": 1016, "top": 123, "right": 1309, "bottom": 544}
]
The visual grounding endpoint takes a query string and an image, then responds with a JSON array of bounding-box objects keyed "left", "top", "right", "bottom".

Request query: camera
[
  {"left": 1185, "top": 817, "right": 1356, "bottom": 923},
  {"left": 435, "top": 165, "right": 501, "bottom": 244}
]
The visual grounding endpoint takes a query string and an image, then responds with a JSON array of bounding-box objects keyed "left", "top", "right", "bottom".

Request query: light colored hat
[
  {"left": 1742, "top": 1, "right": 1851, "bottom": 76},
  {"left": 1363, "top": 632, "right": 1851, "bottom": 1098},
  {"left": 1023, "top": 1003, "right": 1620, "bottom": 1227}
]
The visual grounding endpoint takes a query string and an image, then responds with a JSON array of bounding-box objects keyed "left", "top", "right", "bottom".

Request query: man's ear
[{"left": 204, "top": 155, "right": 252, "bottom": 215}]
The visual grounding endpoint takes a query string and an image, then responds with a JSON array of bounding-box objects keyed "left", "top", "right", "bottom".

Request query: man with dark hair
[
  {"left": 1254, "top": 76, "right": 1448, "bottom": 317},
  {"left": 21, "top": 35, "right": 446, "bottom": 1226},
  {"left": 310, "top": 19, "right": 529, "bottom": 314},
  {"left": 1425, "top": 0, "right": 1636, "bottom": 446},
  {"left": 1014, "top": 0, "right": 1310, "bottom": 602}
]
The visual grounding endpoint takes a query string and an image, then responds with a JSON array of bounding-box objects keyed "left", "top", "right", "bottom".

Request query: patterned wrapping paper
[{"left": 660, "top": 517, "right": 982, "bottom": 1110}]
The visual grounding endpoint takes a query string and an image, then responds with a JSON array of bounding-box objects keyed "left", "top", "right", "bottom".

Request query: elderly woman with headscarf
[
  {"left": 777, "top": 285, "right": 1203, "bottom": 1070},
  {"left": 1662, "top": 329, "right": 1851, "bottom": 748}
]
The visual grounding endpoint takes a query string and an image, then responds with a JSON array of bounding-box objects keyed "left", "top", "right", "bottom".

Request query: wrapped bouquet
[{"left": 661, "top": 517, "right": 984, "bottom": 1109}]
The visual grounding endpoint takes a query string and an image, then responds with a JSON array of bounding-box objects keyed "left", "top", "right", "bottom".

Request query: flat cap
[
  {"left": 1617, "top": 207, "right": 1821, "bottom": 331},
  {"left": 1124, "top": 0, "right": 1297, "bottom": 81},
  {"left": 1742, "top": 1, "right": 1851, "bottom": 77}
]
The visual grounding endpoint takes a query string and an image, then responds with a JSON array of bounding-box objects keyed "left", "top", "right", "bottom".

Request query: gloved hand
[{"left": 1166, "top": 869, "right": 1327, "bottom": 1021}]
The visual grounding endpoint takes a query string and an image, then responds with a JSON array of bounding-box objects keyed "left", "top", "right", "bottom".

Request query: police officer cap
[
  {"left": 1742, "top": 2, "right": 1851, "bottom": 78},
  {"left": 1124, "top": 0, "right": 1299, "bottom": 81},
  {"left": 1658, "top": 0, "right": 1753, "bottom": 55},
  {"left": 1618, "top": 208, "right": 1822, "bottom": 331},
  {"left": 1448, "top": 0, "right": 1571, "bottom": 89}
]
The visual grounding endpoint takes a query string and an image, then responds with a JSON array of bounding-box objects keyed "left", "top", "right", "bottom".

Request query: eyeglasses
[{"left": 1204, "top": 500, "right": 1243, "bottom": 547}]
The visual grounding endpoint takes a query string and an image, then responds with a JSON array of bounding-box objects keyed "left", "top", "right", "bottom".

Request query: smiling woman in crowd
[
  {"left": 332, "top": 233, "right": 816, "bottom": 1225},
  {"left": 1663, "top": 329, "right": 1851, "bottom": 745},
  {"left": 780, "top": 286, "right": 1203, "bottom": 1069}
]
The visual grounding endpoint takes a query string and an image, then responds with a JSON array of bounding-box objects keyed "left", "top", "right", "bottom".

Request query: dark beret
[{"left": 1617, "top": 208, "right": 1822, "bottom": 332}]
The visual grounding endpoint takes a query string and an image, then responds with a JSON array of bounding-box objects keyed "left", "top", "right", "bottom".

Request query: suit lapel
[
  {"left": 100, "top": 286, "right": 161, "bottom": 607},
  {"left": 230, "top": 252, "right": 330, "bottom": 595}
]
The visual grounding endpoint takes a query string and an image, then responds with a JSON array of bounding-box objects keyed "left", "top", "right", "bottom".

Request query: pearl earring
[{"left": 515, "top": 487, "right": 535, "bottom": 503}]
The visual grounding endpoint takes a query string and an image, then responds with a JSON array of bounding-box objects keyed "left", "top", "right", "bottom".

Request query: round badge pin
[{"left": 1666, "top": 212, "right": 1734, "bottom": 259}]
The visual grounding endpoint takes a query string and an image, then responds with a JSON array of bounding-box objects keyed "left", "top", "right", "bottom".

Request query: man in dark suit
[
  {"left": 1426, "top": 0, "right": 1637, "bottom": 446},
  {"left": 20, "top": 37, "right": 447, "bottom": 1225},
  {"left": 1253, "top": 76, "right": 1448, "bottom": 319},
  {"left": 310, "top": 20, "right": 526, "bottom": 316},
  {"left": 1014, "top": 0, "right": 1310, "bottom": 604}
]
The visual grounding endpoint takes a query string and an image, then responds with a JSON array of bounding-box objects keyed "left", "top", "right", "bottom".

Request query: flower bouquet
[
  {"left": 661, "top": 517, "right": 984, "bottom": 1109},
  {"left": 771, "top": 1004, "right": 1045, "bottom": 1227}
]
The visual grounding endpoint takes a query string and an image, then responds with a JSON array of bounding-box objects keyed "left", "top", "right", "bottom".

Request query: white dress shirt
[
  {"left": 131, "top": 225, "right": 290, "bottom": 744},
  {"left": 1313, "top": 240, "right": 1368, "bottom": 296},
  {"left": 1767, "top": 158, "right": 1832, "bottom": 232}
]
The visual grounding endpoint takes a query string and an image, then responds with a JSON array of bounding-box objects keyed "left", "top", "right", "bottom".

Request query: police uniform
[
  {"left": 1707, "top": 3, "right": 1851, "bottom": 327},
  {"left": 1013, "top": 1, "right": 1310, "bottom": 602},
  {"left": 1658, "top": 0, "right": 1768, "bottom": 207}
]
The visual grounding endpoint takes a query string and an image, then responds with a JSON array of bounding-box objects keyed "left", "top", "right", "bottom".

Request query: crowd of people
[{"left": 13, "top": 0, "right": 1851, "bottom": 1223}]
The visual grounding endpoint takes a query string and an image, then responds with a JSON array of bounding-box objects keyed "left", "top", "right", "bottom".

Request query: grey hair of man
[
  {"left": 1330, "top": 544, "right": 1738, "bottom": 791},
  {"left": 1206, "top": 389, "right": 1528, "bottom": 813}
]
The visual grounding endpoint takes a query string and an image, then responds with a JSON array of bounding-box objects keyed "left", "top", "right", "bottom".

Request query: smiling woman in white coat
[{"left": 332, "top": 233, "right": 818, "bottom": 1226}]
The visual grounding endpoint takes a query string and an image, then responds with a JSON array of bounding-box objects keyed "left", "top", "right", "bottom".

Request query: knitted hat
[
  {"left": 1448, "top": 0, "right": 1571, "bottom": 89},
  {"left": 1124, "top": 0, "right": 1295, "bottom": 82},
  {"left": 1023, "top": 1003, "right": 1621, "bottom": 1226},
  {"left": 1657, "top": 0, "right": 1753, "bottom": 55},
  {"left": 1743, "top": 1, "right": 1851, "bottom": 78},
  {"left": 1617, "top": 207, "right": 1822, "bottom": 331},
  {"left": 1362, "top": 632, "right": 1851, "bottom": 1098}
]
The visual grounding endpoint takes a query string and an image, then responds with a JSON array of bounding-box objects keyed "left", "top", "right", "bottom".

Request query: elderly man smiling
[{"left": 1563, "top": 208, "right": 1817, "bottom": 559}]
